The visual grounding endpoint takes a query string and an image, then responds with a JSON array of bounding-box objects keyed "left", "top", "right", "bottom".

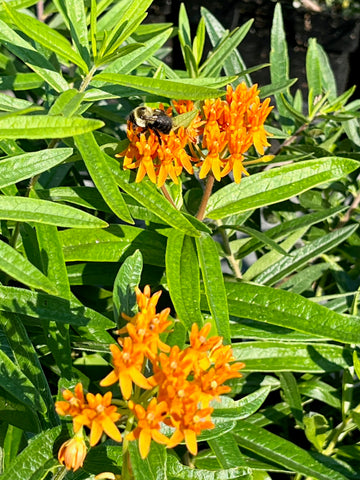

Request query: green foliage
[{"left": 0, "top": 1, "right": 359, "bottom": 480}]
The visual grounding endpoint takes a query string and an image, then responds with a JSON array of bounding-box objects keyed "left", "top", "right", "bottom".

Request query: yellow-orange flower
[
  {"left": 56, "top": 383, "right": 86, "bottom": 418},
  {"left": 118, "top": 121, "right": 194, "bottom": 187},
  {"left": 58, "top": 435, "right": 87, "bottom": 471},
  {"left": 79, "top": 391, "right": 122, "bottom": 446},
  {"left": 100, "top": 337, "right": 153, "bottom": 399},
  {"left": 120, "top": 285, "right": 172, "bottom": 359},
  {"left": 56, "top": 384, "right": 122, "bottom": 446},
  {"left": 199, "top": 83, "right": 273, "bottom": 182},
  {"left": 127, "top": 398, "right": 170, "bottom": 459}
]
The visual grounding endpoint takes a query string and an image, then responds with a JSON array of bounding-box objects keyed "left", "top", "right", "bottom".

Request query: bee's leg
[{"left": 152, "top": 128, "right": 162, "bottom": 145}]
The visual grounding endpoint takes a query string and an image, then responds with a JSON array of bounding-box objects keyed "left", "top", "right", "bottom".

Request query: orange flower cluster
[
  {"left": 55, "top": 384, "right": 122, "bottom": 470},
  {"left": 55, "top": 286, "right": 244, "bottom": 468},
  {"left": 117, "top": 83, "right": 272, "bottom": 186}
]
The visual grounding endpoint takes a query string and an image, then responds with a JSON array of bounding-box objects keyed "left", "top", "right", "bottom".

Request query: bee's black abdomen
[{"left": 150, "top": 109, "right": 173, "bottom": 134}]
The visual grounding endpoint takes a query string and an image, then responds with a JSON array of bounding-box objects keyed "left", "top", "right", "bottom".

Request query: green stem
[
  {"left": 79, "top": 64, "right": 97, "bottom": 93},
  {"left": 196, "top": 172, "right": 214, "bottom": 221},
  {"left": 216, "top": 220, "right": 242, "bottom": 279}
]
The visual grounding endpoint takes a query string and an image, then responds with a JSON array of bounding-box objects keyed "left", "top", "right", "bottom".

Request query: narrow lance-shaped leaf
[
  {"left": 75, "top": 132, "right": 133, "bottom": 224},
  {"left": 0, "top": 286, "right": 114, "bottom": 332},
  {"left": 0, "top": 427, "right": 62, "bottom": 480},
  {"left": 255, "top": 224, "right": 358, "bottom": 285},
  {"left": 0, "top": 148, "right": 73, "bottom": 188},
  {"left": 0, "top": 240, "right": 58, "bottom": 295},
  {"left": 0, "top": 19, "right": 68, "bottom": 92},
  {"left": 35, "top": 222, "right": 72, "bottom": 379},
  {"left": 93, "top": 72, "right": 225, "bottom": 100},
  {"left": 196, "top": 233, "right": 231, "bottom": 344},
  {"left": 201, "top": 7, "right": 251, "bottom": 86},
  {"left": 206, "top": 157, "right": 359, "bottom": 219},
  {"left": 0, "top": 312, "right": 59, "bottom": 428},
  {"left": 63, "top": 0, "right": 91, "bottom": 68},
  {"left": 113, "top": 250, "right": 143, "bottom": 324},
  {"left": 166, "top": 232, "right": 203, "bottom": 329},
  {"left": 0, "top": 196, "right": 108, "bottom": 228},
  {"left": 3, "top": 3, "right": 89, "bottom": 73},
  {"left": 234, "top": 421, "right": 348, "bottom": 480},
  {"left": 0, "top": 115, "right": 104, "bottom": 139},
  {"left": 225, "top": 282, "right": 360, "bottom": 344}
]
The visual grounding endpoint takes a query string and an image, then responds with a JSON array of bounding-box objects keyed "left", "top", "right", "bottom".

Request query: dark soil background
[{"left": 148, "top": 0, "right": 360, "bottom": 98}]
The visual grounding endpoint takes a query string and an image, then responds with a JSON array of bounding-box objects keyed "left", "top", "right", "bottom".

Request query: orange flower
[
  {"left": 198, "top": 82, "right": 273, "bottom": 182},
  {"left": 56, "top": 383, "right": 86, "bottom": 418},
  {"left": 120, "top": 286, "right": 172, "bottom": 359},
  {"left": 166, "top": 397, "right": 214, "bottom": 455},
  {"left": 80, "top": 391, "right": 122, "bottom": 446},
  {"left": 117, "top": 120, "right": 194, "bottom": 187},
  {"left": 58, "top": 435, "right": 87, "bottom": 471},
  {"left": 56, "top": 384, "right": 122, "bottom": 447},
  {"left": 100, "top": 337, "right": 153, "bottom": 399},
  {"left": 127, "top": 398, "right": 170, "bottom": 458}
]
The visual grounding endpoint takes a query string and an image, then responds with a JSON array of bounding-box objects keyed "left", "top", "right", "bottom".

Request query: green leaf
[
  {"left": 231, "top": 341, "right": 351, "bottom": 373},
  {"left": 0, "top": 385, "right": 40, "bottom": 433},
  {"left": 0, "top": 286, "right": 114, "bottom": 332},
  {"left": 93, "top": 72, "right": 225, "bottom": 100},
  {"left": 0, "top": 240, "right": 58, "bottom": 294},
  {"left": 278, "top": 372, "right": 303, "bottom": 427},
  {"left": 0, "top": 92, "right": 34, "bottom": 111},
  {"left": 206, "top": 158, "right": 359, "bottom": 219},
  {"left": 0, "top": 426, "right": 62, "bottom": 480},
  {"left": 317, "top": 43, "right": 337, "bottom": 102},
  {"left": 48, "top": 89, "right": 85, "bottom": 117},
  {"left": 0, "top": 148, "right": 73, "bottom": 188},
  {"left": 0, "top": 196, "right": 108, "bottom": 228},
  {"left": 208, "top": 433, "right": 246, "bottom": 469},
  {"left": 255, "top": 224, "right": 358, "bottom": 285},
  {"left": 0, "top": 115, "right": 104, "bottom": 139},
  {"left": 167, "top": 455, "right": 252, "bottom": 480},
  {"left": 0, "top": 312, "right": 58, "bottom": 427},
  {"left": 59, "top": 225, "right": 166, "bottom": 266},
  {"left": 0, "top": 349, "right": 47, "bottom": 415},
  {"left": 75, "top": 132, "right": 133, "bottom": 223},
  {"left": 304, "top": 413, "right": 330, "bottom": 451},
  {"left": 102, "top": 29, "right": 172, "bottom": 75},
  {"left": 201, "top": 7, "right": 251, "bottom": 87},
  {"left": 193, "top": 17, "right": 206, "bottom": 65},
  {"left": 63, "top": 0, "right": 91, "bottom": 68},
  {"left": 128, "top": 439, "right": 167, "bottom": 480},
  {"left": 234, "top": 421, "right": 348, "bottom": 480},
  {"left": 196, "top": 233, "right": 231, "bottom": 344},
  {"left": 270, "top": 3, "right": 292, "bottom": 126},
  {"left": 236, "top": 206, "right": 345, "bottom": 260},
  {"left": 113, "top": 250, "right": 143, "bottom": 323},
  {"left": 35, "top": 223, "right": 72, "bottom": 378},
  {"left": 107, "top": 155, "right": 201, "bottom": 237},
  {"left": 0, "top": 0, "right": 38, "bottom": 10},
  {"left": 225, "top": 282, "right": 360, "bottom": 344},
  {"left": 306, "top": 38, "right": 322, "bottom": 116},
  {"left": 212, "top": 387, "right": 271, "bottom": 420},
  {"left": 166, "top": 232, "right": 203, "bottom": 329},
  {"left": 3, "top": 3, "right": 89, "bottom": 73},
  {"left": 0, "top": 19, "right": 68, "bottom": 92},
  {"left": 199, "top": 20, "right": 253, "bottom": 78}
]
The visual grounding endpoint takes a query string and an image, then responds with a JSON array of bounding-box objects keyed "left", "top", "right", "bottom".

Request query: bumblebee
[{"left": 129, "top": 106, "right": 173, "bottom": 142}]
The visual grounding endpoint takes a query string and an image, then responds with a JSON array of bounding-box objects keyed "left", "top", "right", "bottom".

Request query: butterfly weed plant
[{"left": 0, "top": 1, "right": 360, "bottom": 479}]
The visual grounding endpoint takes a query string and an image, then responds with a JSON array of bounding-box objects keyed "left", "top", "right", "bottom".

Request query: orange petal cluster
[
  {"left": 56, "top": 286, "right": 245, "bottom": 466},
  {"left": 55, "top": 383, "right": 122, "bottom": 447},
  {"left": 200, "top": 83, "right": 273, "bottom": 182},
  {"left": 117, "top": 83, "right": 272, "bottom": 186},
  {"left": 120, "top": 122, "right": 194, "bottom": 187}
]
